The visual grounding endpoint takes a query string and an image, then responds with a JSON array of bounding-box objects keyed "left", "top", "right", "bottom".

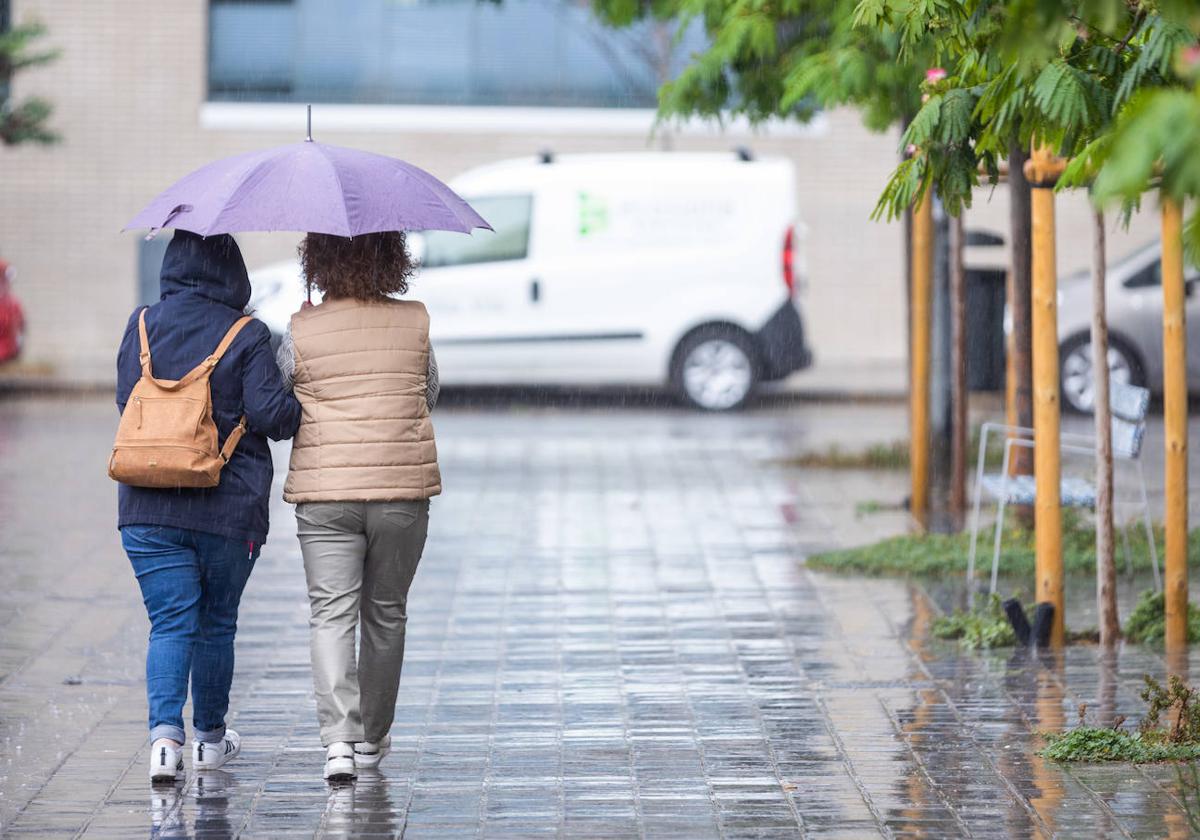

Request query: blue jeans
[{"left": 122, "top": 525, "right": 259, "bottom": 745}]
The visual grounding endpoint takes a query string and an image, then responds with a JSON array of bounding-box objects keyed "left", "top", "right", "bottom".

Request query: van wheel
[{"left": 672, "top": 327, "right": 759, "bottom": 411}]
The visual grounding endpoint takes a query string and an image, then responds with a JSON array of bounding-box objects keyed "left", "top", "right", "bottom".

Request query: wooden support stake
[
  {"left": 1161, "top": 197, "right": 1189, "bottom": 652},
  {"left": 1025, "top": 146, "right": 1065, "bottom": 646},
  {"left": 910, "top": 189, "right": 934, "bottom": 530}
]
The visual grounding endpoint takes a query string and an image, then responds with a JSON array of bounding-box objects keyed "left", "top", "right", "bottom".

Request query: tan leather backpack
[{"left": 108, "top": 309, "right": 252, "bottom": 489}]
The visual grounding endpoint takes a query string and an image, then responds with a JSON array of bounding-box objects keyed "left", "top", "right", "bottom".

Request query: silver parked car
[{"left": 1058, "top": 241, "right": 1200, "bottom": 413}]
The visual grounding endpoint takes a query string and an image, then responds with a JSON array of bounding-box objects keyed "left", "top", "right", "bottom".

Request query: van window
[{"left": 422, "top": 195, "right": 532, "bottom": 268}]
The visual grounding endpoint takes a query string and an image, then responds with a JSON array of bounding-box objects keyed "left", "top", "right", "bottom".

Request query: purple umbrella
[{"left": 125, "top": 121, "right": 490, "bottom": 238}]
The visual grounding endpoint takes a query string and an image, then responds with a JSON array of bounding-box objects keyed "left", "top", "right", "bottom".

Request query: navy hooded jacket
[{"left": 116, "top": 232, "right": 301, "bottom": 545}]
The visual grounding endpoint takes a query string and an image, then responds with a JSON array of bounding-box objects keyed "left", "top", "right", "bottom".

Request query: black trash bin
[{"left": 965, "top": 268, "right": 1006, "bottom": 392}]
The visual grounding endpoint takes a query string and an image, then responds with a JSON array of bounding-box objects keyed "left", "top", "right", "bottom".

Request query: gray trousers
[{"left": 296, "top": 500, "right": 429, "bottom": 746}]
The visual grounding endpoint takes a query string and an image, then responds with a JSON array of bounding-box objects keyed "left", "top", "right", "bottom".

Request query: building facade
[{"left": 1, "top": 0, "right": 1159, "bottom": 385}]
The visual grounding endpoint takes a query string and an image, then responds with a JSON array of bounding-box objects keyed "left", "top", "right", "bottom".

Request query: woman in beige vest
[{"left": 276, "top": 231, "right": 441, "bottom": 782}]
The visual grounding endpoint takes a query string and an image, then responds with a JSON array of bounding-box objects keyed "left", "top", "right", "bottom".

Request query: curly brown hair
[{"left": 299, "top": 231, "right": 415, "bottom": 301}]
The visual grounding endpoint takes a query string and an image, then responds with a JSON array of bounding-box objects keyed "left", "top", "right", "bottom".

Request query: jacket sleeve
[
  {"left": 426, "top": 345, "right": 440, "bottom": 411},
  {"left": 115, "top": 308, "right": 142, "bottom": 414},
  {"left": 274, "top": 325, "right": 296, "bottom": 390},
  {"left": 240, "top": 320, "right": 302, "bottom": 441}
]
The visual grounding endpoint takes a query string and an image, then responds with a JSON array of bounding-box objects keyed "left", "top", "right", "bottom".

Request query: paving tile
[{"left": 5, "top": 397, "right": 1200, "bottom": 837}]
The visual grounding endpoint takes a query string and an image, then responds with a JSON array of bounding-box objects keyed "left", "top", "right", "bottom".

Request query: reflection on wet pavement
[{"left": 1, "top": 395, "right": 1198, "bottom": 837}]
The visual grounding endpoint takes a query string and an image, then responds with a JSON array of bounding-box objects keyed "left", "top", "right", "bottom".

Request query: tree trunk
[
  {"left": 1008, "top": 140, "right": 1034, "bottom": 479},
  {"left": 1092, "top": 211, "right": 1119, "bottom": 647},
  {"left": 949, "top": 213, "right": 968, "bottom": 528}
]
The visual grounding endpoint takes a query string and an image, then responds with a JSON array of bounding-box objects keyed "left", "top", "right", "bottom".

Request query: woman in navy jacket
[{"left": 115, "top": 231, "right": 301, "bottom": 783}]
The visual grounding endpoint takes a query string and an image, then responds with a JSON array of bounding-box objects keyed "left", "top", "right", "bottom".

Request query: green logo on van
[{"left": 578, "top": 192, "right": 609, "bottom": 237}]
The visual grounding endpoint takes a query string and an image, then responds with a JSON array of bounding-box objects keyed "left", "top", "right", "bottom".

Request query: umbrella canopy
[{"left": 125, "top": 140, "right": 492, "bottom": 238}]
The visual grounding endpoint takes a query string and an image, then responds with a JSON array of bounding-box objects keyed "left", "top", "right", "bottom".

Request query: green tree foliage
[
  {"left": 0, "top": 20, "right": 59, "bottom": 146},
  {"left": 859, "top": 0, "right": 1199, "bottom": 239},
  {"left": 590, "top": 0, "right": 928, "bottom": 132}
]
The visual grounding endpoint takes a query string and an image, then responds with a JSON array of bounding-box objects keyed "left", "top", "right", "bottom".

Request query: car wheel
[
  {"left": 672, "top": 327, "right": 759, "bottom": 411},
  {"left": 1059, "top": 333, "right": 1143, "bottom": 414}
]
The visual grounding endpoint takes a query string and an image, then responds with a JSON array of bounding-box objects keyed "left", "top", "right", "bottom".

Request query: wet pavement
[{"left": 3, "top": 394, "right": 1200, "bottom": 838}]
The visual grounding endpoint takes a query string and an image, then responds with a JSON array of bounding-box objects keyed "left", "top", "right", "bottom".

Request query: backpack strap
[
  {"left": 220, "top": 416, "right": 249, "bottom": 464},
  {"left": 137, "top": 308, "right": 153, "bottom": 377},
  {"left": 209, "top": 316, "right": 254, "bottom": 365},
  {"left": 174, "top": 316, "right": 254, "bottom": 389}
]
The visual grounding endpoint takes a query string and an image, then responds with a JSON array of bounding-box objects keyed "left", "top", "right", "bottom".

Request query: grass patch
[
  {"left": 931, "top": 594, "right": 1098, "bottom": 650},
  {"left": 1040, "top": 727, "right": 1200, "bottom": 763},
  {"left": 1124, "top": 590, "right": 1200, "bottom": 644},
  {"left": 1043, "top": 675, "right": 1200, "bottom": 763},
  {"left": 808, "top": 512, "right": 1200, "bottom": 578},
  {"left": 784, "top": 441, "right": 910, "bottom": 470},
  {"left": 779, "top": 427, "right": 1007, "bottom": 472},
  {"left": 931, "top": 594, "right": 1016, "bottom": 649}
]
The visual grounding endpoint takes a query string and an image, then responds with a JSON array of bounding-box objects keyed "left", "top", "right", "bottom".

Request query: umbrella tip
[{"left": 306, "top": 104, "right": 313, "bottom": 142}]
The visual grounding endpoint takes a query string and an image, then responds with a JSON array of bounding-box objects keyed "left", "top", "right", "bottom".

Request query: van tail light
[{"left": 782, "top": 227, "right": 795, "bottom": 296}]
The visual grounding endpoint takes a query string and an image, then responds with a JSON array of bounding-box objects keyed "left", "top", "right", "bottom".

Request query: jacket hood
[{"left": 160, "top": 231, "right": 251, "bottom": 310}]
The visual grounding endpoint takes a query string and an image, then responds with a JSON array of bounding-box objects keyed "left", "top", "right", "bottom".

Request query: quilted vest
[{"left": 283, "top": 297, "right": 442, "bottom": 503}]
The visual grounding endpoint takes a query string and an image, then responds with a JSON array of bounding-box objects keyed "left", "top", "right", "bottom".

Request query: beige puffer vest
[{"left": 283, "top": 297, "right": 441, "bottom": 503}]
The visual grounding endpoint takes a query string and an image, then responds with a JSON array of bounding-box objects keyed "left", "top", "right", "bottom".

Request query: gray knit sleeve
[
  {"left": 426, "top": 346, "right": 440, "bottom": 411},
  {"left": 275, "top": 326, "right": 295, "bottom": 390}
]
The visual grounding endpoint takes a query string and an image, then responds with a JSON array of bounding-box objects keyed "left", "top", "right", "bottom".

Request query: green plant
[
  {"left": 1042, "top": 674, "right": 1200, "bottom": 762},
  {"left": 854, "top": 499, "right": 890, "bottom": 516},
  {"left": 1124, "top": 590, "right": 1200, "bottom": 645},
  {"left": 781, "top": 426, "right": 1005, "bottom": 473},
  {"left": 782, "top": 441, "right": 910, "bottom": 471},
  {"left": 807, "top": 515, "right": 1200, "bottom": 578},
  {"left": 0, "top": 20, "right": 60, "bottom": 146},
  {"left": 931, "top": 594, "right": 1017, "bottom": 650},
  {"left": 1140, "top": 674, "right": 1200, "bottom": 743},
  {"left": 1041, "top": 726, "right": 1200, "bottom": 762}
]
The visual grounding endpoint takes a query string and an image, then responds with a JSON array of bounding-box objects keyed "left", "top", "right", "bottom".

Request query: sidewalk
[{"left": 1, "top": 395, "right": 1198, "bottom": 838}]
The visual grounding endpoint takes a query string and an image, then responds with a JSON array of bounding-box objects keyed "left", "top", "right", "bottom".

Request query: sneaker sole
[
  {"left": 325, "top": 757, "right": 357, "bottom": 782},
  {"left": 150, "top": 763, "right": 182, "bottom": 784}
]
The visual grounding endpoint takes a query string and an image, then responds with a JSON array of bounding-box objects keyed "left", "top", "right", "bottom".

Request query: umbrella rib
[
  {"left": 399, "top": 166, "right": 487, "bottom": 230},
  {"left": 313, "top": 143, "right": 354, "bottom": 236}
]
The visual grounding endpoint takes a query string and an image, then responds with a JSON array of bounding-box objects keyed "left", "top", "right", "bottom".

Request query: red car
[{"left": 0, "top": 259, "right": 25, "bottom": 364}]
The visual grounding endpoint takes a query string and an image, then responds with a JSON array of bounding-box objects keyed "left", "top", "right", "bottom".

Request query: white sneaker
[
  {"left": 353, "top": 735, "right": 391, "bottom": 768},
  {"left": 150, "top": 739, "right": 184, "bottom": 784},
  {"left": 193, "top": 729, "right": 241, "bottom": 771},
  {"left": 324, "top": 742, "right": 357, "bottom": 783}
]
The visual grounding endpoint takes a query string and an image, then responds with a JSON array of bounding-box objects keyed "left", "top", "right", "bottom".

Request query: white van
[{"left": 250, "top": 151, "right": 812, "bottom": 410}]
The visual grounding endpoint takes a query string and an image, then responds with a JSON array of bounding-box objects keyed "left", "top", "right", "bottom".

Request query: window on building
[
  {"left": 421, "top": 195, "right": 532, "bottom": 268},
  {"left": 209, "top": 0, "right": 297, "bottom": 97},
  {"left": 207, "top": 0, "right": 704, "bottom": 108}
]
